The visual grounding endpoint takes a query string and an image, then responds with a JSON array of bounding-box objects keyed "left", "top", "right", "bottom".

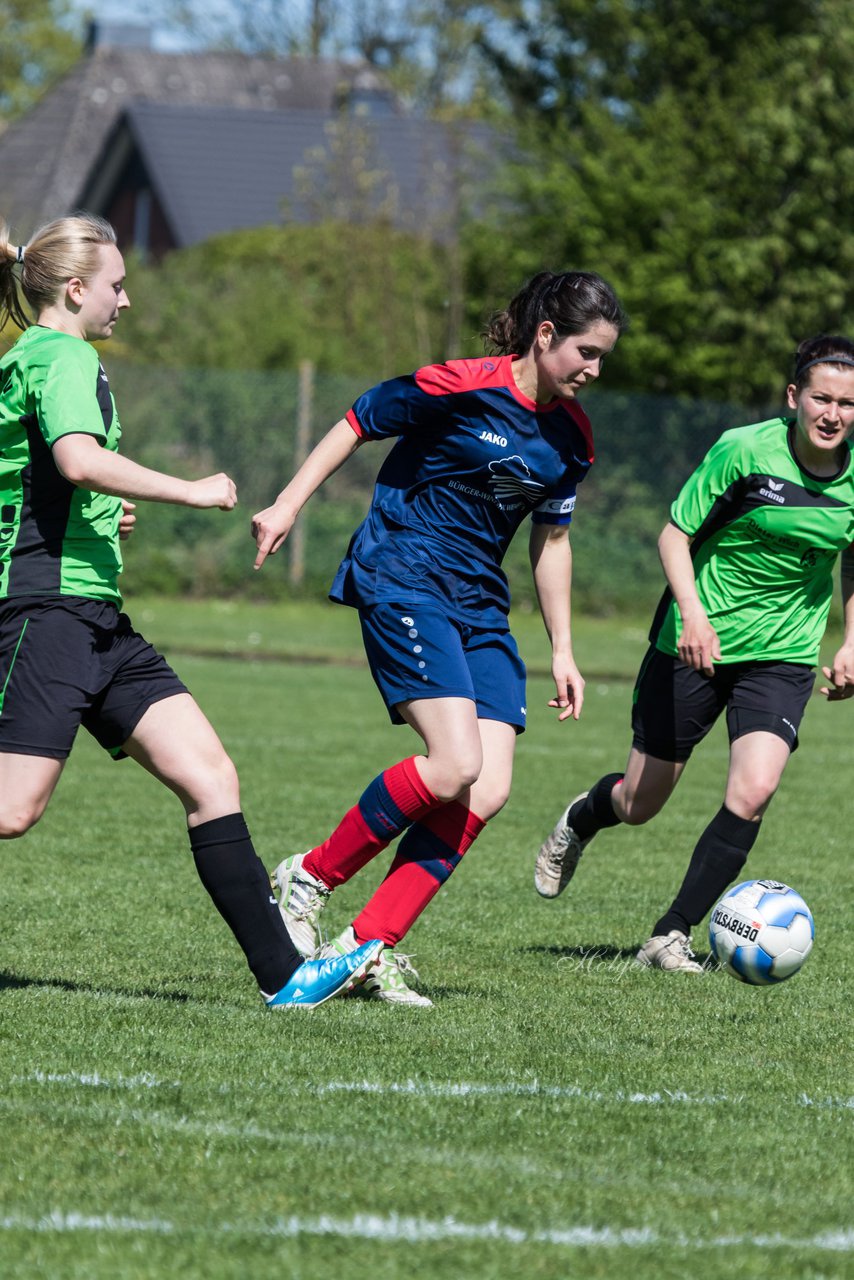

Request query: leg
[
  {"left": 303, "top": 694, "right": 478, "bottom": 890},
  {"left": 535, "top": 647, "right": 723, "bottom": 900},
  {"left": 0, "top": 754, "right": 65, "bottom": 838},
  {"left": 612, "top": 748, "right": 685, "bottom": 824},
  {"left": 123, "top": 694, "right": 305, "bottom": 996},
  {"left": 654, "top": 731, "right": 790, "bottom": 935},
  {"left": 352, "top": 714, "right": 515, "bottom": 947},
  {"left": 640, "top": 731, "right": 791, "bottom": 972},
  {"left": 121, "top": 692, "right": 241, "bottom": 824},
  {"left": 319, "top": 717, "right": 513, "bottom": 1007},
  {"left": 277, "top": 695, "right": 479, "bottom": 956},
  {"left": 534, "top": 749, "right": 687, "bottom": 899}
]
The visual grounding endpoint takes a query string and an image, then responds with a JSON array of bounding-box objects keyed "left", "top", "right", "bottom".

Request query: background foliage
[{"left": 1, "top": 0, "right": 850, "bottom": 608}]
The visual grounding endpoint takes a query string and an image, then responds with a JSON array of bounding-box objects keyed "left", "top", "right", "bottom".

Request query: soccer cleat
[
  {"left": 321, "top": 926, "right": 433, "bottom": 1007},
  {"left": 635, "top": 930, "right": 705, "bottom": 974},
  {"left": 263, "top": 939, "right": 383, "bottom": 1009},
  {"left": 534, "top": 793, "right": 593, "bottom": 898},
  {"left": 271, "top": 852, "right": 331, "bottom": 958}
]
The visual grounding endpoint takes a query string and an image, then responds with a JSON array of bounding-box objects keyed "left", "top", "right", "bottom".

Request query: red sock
[
  {"left": 305, "top": 756, "right": 438, "bottom": 888},
  {"left": 352, "top": 800, "right": 486, "bottom": 946}
]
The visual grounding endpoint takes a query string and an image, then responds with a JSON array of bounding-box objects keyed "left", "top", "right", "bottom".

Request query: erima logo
[
  {"left": 480, "top": 429, "right": 508, "bottom": 447},
  {"left": 759, "top": 481, "right": 786, "bottom": 504}
]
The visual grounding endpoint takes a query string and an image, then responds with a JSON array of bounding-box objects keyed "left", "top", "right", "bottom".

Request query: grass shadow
[{"left": 0, "top": 969, "right": 190, "bottom": 1003}]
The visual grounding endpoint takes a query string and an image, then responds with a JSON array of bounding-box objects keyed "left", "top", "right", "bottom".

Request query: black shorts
[
  {"left": 0, "top": 598, "right": 188, "bottom": 760},
  {"left": 631, "top": 647, "right": 815, "bottom": 763}
]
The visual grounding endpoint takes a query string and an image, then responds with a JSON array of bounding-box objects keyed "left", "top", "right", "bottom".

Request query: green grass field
[{"left": 1, "top": 601, "right": 851, "bottom": 1279}]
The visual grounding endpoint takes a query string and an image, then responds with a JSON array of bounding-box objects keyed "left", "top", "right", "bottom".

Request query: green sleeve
[
  {"left": 670, "top": 428, "right": 750, "bottom": 536},
  {"left": 31, "top": 339, "right": 108, "bottom": 446}
]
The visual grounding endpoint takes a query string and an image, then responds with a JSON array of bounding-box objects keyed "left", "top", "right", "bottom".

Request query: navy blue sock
[
  {"left": 653, "top": 805, "right": 761, "bottom": 937},
  {"left": 190, "top": 812, "right": 301, "bottom": 995}
]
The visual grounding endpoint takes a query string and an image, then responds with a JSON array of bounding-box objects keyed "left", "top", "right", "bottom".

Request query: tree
[
  {"left": 465, "top": 0, "right": 854, "bottom": 404},
  {"left": 116, "top": 221, "right": 454, "bottom": 379},
  {"left": 0, "top": 0, "right": 81, "bottom": 124},
  {"left": 158, "top": 0, "right": 508, "bottom": 116}
]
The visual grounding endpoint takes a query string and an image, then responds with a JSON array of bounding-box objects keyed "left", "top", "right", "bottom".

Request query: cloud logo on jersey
[{"left": 487, "top": 457, "right": 546, "bottom": 506}]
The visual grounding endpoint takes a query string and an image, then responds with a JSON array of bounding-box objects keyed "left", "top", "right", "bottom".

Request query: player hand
[
  {"left": 187, "top": 473, "right": 238, "bottom": 511},
  {"left": 118, "top": 499, "right": 136, "bottom": 540},
  {"left": 677, "top": 610, "right": 721, "bottom": 676},
  {"left": 819, "top": 647, "right": 854, "bottom": 699},
  {"left": 251, "top": 500, "right": 296, "bottom": 569},
  {"left": 548, "top": 655, "right": 585, "bottom": 722}
]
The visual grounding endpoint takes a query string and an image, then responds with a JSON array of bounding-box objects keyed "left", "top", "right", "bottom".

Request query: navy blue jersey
[{"left": 329, "top": 354, "right": 595, "bottom": 626}]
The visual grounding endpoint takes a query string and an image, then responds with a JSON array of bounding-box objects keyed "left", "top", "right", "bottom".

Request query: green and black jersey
[
  {"left": 0, "top": 326, "right": 123, "bottom": 602},
  {"left": 651, "top": 417, "right": 854, "bottom": 665}
]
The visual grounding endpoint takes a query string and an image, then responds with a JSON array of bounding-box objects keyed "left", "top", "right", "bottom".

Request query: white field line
[
  {"left": 0, "top": 1210, "right": 852, "bottom": 1252},
  {"left": 13, "top": 1071, "right": 854, "bottom": 1111}
]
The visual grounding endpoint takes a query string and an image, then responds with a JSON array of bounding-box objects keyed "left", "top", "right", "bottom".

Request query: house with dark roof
[{"left": 0, "top": 22, "right": 496, "bottom": 259}]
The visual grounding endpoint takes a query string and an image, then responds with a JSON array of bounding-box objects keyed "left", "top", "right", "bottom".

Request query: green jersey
[
  {"left": 0, "top": 326, "right": 123, "bottom": 602},
  {"left": 651, "top": 417, "right": 854, "bottom": 664}
]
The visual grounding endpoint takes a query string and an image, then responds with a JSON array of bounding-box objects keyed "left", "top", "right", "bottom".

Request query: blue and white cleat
[{"left": 264, "top": 939, "right": 383, "bottom": 1009}]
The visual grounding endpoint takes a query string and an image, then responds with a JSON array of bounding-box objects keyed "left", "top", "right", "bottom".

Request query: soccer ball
[{"left": 709, "top": 879, "right": 814, "bottom": 986}]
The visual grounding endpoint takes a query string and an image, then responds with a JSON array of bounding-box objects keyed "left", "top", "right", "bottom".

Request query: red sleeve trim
[{"left": 345, "top": 407, "right": 367, "bottom": 438}]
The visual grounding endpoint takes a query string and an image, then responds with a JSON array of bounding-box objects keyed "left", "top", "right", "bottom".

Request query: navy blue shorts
[
  {"left": 0, "top": 597, "right": 188, "bottom": 759},
  {"left": 358, "top": 603, "right": 527, "bottom": 731},
  {"left": 631, "top": 647, "right": 815, "bottom": 762}
]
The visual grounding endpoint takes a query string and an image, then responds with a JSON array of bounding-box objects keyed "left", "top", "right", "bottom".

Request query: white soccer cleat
[
  {"left": 534, "top": 793, "right": 593, "bottom": 898},
  {"left": 635, "top": 930, "right": 705, "bottom": 973},
  {"left": 321, "top": 925, "right": 433, "bottom": 1007},
  {"left": 271, "top": 852, "right": 331, "bottom": 958}
]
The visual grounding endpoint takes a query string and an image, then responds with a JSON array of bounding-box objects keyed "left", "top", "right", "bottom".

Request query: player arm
[
  {"left": 529, "top": 522, "right": 584, "bottom": 722},
  {"left": 658, "top": 520, "right": 721, "bottom": 675},
  {"left": 252, "top": 417, "right": 361, "bottom": 569},
  {"left": 51, "top": 433, "right": 236, "bottom": 510},
  {"left": 820, "top": 544, "right": 854, "bottom": 699}
]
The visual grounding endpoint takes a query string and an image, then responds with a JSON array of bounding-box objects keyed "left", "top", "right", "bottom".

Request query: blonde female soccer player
[{"left": 0, "top": 213, "right": 380, "bottom": 1007}]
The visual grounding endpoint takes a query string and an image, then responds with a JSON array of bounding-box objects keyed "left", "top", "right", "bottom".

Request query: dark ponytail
[{"left": 485, "top": 270, "right": 628, "bottom": 356}]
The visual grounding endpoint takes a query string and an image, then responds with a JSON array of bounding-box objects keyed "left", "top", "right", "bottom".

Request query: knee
[
  {"left": 0, "top": 802, "right": 42, "bottom": 838},
  {"left": 726, "top": 779, "right": 777, "bottom": 821},
  {"left": 190, "top": 752, "right": 241, "bottom": 813},
  {"left": 469, "top": 778, "right": 511, "bottom": 822},
  {"left": 426, "top": 747, "right": 483, "bottom": 803}
]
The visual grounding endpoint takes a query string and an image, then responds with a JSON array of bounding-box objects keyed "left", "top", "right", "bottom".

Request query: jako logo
[{"left": 480, "top": 429, "right": 508, "bottom": 447}]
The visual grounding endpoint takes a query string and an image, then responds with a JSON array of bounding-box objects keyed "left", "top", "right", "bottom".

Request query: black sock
[
  {"left": 569, "top": 773, "right": 625, "bottom": 841},
  {"left": 653, "top": 804, "right": 761, "bottom": 937},
  {"left": 189, "top": 812, "right": 302, "bottom": 996}
]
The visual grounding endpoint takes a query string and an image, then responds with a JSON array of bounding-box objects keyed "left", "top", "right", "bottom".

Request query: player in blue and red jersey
[{"left": 252, "top": 270, "right": 628, "bottom": 1005}]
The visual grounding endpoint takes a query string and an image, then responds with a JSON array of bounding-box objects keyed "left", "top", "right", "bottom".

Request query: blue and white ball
[{"left": 709, "top": 880, "right": 814, "bottom": 985}]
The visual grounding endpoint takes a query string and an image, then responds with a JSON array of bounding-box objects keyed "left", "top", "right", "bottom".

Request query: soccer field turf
[{"left": 1, "top": 631, "right": 851, "bottom": 1278}]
